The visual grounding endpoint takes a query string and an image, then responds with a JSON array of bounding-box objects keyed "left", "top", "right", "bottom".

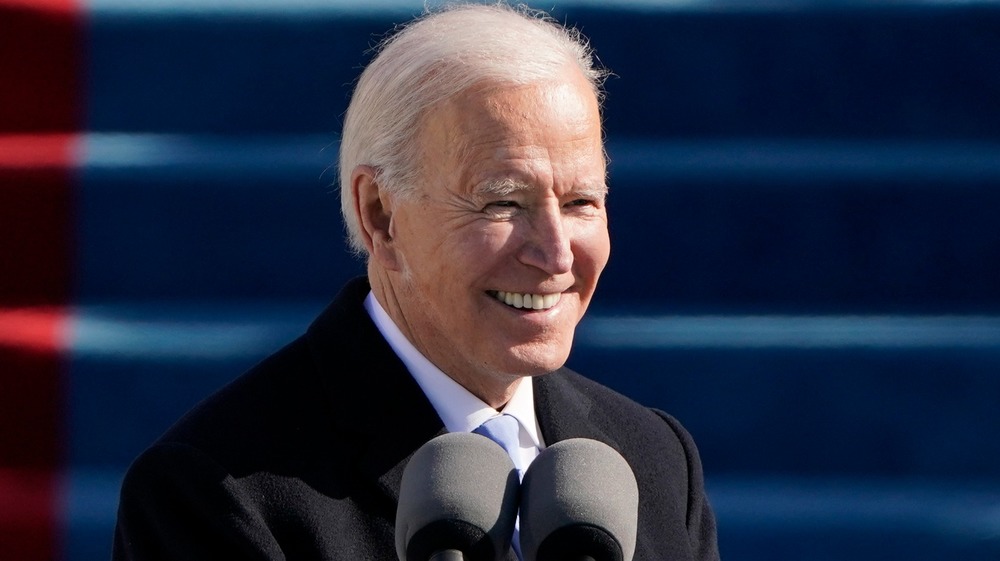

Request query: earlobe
[{"left": 351, "top": 165, "right": 400, "bottom": 270}]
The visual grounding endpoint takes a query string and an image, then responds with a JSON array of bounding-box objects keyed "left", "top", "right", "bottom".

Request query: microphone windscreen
[
  {"left": 396, "top": 432, "right": 520, "bottom": 561},
  {"left": 519, "top": 438, "right": 639, "bottom": 561}
]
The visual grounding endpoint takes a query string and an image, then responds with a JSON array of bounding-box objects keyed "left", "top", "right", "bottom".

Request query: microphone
[
  {"left": 396, "top": 432, "right": 521, "bottom": 561},
  {"left": 519, "top": 438, "right": 639, "bottom": 561}
]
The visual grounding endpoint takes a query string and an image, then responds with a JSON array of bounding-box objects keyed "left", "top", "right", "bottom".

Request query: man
[{"left": 113, "top": 4, "right": 719, "bottom": 560}]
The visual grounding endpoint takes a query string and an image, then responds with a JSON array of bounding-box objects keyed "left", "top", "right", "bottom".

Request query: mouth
[{"left": 489, "top": 290, "right": 561, "bottom": 311}]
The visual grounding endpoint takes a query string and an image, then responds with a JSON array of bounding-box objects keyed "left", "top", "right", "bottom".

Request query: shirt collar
[{"left": 364, "top": 291, "right": 542, "bottom": 448}]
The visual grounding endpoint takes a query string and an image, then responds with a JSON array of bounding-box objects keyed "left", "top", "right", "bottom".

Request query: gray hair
[{"left": 338, "top": 2, "right": 608, "bottom": 256}]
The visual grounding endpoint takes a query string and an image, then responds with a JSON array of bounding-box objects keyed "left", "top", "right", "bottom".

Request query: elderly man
[{"left": 113, "top": 4, "right": 719, "bottom": 561}]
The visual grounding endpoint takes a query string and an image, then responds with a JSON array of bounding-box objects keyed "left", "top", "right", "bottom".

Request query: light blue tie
[
  {"left": 473, "top": 414, "right": 523, "bottom": 560},
  {"left": 474, "top": 414, "right": 522, "bottom": 475}
]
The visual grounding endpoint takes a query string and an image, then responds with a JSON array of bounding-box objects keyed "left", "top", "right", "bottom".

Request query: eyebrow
[
  {"left": 475, "top": 178, "right": 609, "bottom": 200},
  {"left": 575, "top": 183, "right": 610, "bottom": 201},
  {"left": 475, "top": 178, "right": 532, "bottom": 197}
]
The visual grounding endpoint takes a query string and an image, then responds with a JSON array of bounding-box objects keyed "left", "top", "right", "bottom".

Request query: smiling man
[
  {"left": 354, "top": 67, "right": 609, "bottom": 408},
  {"left": 113, "top": 4, "right": 718, "bottom": 561}
]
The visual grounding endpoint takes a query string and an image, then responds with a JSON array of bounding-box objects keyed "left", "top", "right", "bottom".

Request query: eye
[
  {"left": 483, "top": 200, "right": 521, "bottom": 213},
  {"left": 565, "top": 197, "right": 601, "bottom": 208},
  {"left": 481, "top": 199, "right": 522, "bottom": 219}
]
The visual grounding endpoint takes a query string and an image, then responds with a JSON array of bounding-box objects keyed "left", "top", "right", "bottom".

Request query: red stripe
[
  {"left": 0, "top": 307, "right": 67, "bottom": 354},
  {"left": 0, "top": 0, "right": 76, "bottom": 12},
  {"left": 0, "top": 133, "right": 77, "bottom": 170},
  {"left": 1, "top": 2, "right": 80, "bottom": 560}
]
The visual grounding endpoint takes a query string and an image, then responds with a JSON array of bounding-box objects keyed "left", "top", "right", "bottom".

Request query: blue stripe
[
  {"left": 608, "top": 139, "right": 1000, "bottom": 183},
  {"left": 708, "top": 476, "right": 1000, "bottom": 537},
  {"left": 577, "top": 315, "right": 1000, "bottom": 349},
  {"left": 79, "top": 133, "right": 1000, "bottom": 184},
  {"left": 67, "top": 306, "right": 1000, "bottom": 357},
  {"left": 69, "top": 304, "right": 318, "bottom": 360},
  {"left": 86, "top": 0, "right": 425, "bottom": 16},
  {"left": 84, "top": 0, "right": 1000, "bottom": 16},
  {"left": 80, "top": 133, "right": 335, "bottom": 181}
]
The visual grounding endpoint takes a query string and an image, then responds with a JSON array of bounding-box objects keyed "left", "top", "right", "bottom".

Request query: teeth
[{"left": 494, "top": 291, "right": 561, "bottom": 310}]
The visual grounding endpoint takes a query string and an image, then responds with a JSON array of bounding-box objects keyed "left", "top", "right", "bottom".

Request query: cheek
[
  {"left": 407, "top": 227, "right": 512, "bottom": 299},
  {"left": 573, "top": 222, "right": 611, "bottom": 276},
  {"left": 452, "top": 224, "right": 517, "bottom": 262}
]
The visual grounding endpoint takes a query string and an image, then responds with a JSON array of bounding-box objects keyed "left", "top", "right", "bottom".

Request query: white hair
[{"left": 338, "top": 2, "right": 608, "bottom": 256}]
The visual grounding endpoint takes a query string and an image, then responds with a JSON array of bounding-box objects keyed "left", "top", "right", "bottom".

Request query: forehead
[
  {"left": 417, "top": 72, "right": 606, "bottom": 192},
  {"left": 451, "top": 77, "right": 599, "bottom": 141}
]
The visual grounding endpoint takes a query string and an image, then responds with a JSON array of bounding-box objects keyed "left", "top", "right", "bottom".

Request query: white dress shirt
[{"left": 365, "top": 292, "right": 544, "bottom": 473}]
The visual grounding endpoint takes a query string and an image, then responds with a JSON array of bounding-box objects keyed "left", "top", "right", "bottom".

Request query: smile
[{"left": 492, "top": 290, "right": 561, "bottom": 310}]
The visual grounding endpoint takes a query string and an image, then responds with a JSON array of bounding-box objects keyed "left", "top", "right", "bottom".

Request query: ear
[{"left": 351, "top": 165, "right": 401, "bottom": 270}]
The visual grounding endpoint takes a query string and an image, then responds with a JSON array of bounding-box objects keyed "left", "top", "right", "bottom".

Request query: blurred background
[{"left": 2, "top": 0, "right": 1000, "bottom": 559}]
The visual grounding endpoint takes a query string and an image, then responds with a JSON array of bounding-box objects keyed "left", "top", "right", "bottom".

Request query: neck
[{"left": 367, "top": 266, "right": 523, "bottom": 409}]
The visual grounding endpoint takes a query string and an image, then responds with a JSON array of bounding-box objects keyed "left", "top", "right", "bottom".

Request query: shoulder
[
  {"left": 158, "top": 335, "right": 328, "bottom": 460},
  {"left": 113, "top": 335, "right": 349, "bottom": 539},
  {"left": 151, "top": 279, "right": 377, "bottom": 466},
  {"left": 114, "top": 333, "right": 348, "bottom": 555}
]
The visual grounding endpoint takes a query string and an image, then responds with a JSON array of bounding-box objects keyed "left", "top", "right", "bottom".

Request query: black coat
[{"left": 112, "top": 278, "right": 719, "bottom": 561}]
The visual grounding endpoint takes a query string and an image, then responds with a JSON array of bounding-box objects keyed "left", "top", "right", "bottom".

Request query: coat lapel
[
  {"left": 305, "top": 277, "right": 446, "bottom": 506},
  {"left": 534, "top": 369, "right": 616, "bottom": 447}
]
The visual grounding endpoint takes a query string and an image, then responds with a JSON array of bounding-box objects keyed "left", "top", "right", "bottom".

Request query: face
[{"left": 374, "top": 69, "right": 610, "bottom": 401}]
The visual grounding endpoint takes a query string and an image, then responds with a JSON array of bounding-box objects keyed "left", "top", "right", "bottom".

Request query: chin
[{"left": 501, "top": 342, "right": 573, "bottom": 376}]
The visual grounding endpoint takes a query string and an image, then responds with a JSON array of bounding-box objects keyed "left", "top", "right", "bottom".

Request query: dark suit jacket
[{"left": 113, "top": 278, "right": 719, "bottom": 561}]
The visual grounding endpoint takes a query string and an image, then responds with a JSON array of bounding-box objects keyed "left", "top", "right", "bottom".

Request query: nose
[{"left": 518, "top": 202, "right": 573, "bottom": 275}]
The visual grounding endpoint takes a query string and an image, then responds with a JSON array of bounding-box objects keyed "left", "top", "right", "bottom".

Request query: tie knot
[{"left": 473, "top": 414, "right": 522, "bottom": 470}]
